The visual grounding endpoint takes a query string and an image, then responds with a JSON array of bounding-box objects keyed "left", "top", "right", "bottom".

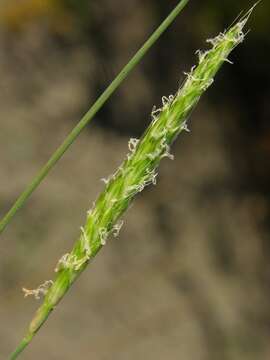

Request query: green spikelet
[{"left": 10, "top": 14, "right": 251, "bottom": 360}]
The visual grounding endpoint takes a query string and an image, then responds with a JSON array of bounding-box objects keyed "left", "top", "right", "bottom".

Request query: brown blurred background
[{"left": 0, "top": 0, "right": 270, "bottom": 359}]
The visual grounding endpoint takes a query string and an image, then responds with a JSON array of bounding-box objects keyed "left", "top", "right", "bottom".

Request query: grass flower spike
[{"left": 10, "top": 11, "right": 252, "bottom": 360}]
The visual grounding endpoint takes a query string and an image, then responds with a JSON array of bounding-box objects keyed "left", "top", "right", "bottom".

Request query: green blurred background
[{"left": 0, "top": 1, "right": 269, "bottom": 359}]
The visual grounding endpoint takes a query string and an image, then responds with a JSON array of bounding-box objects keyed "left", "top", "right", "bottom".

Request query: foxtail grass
[{"left": 9, "top": 8, "right": 255, "bottom": 360}]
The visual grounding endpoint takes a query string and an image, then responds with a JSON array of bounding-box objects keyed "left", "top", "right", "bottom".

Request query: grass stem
[{"left": 9, "top": 334, "right": 33, "bottom": 360}]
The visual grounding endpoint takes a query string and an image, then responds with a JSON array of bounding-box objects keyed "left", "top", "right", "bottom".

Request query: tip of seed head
[{"left": 238, "top": 1, "right": 261, "bottom": 30}]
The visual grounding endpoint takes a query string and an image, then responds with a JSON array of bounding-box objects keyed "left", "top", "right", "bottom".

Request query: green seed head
[
  {"left": 9, "top": 7, "right": 256, "bottom": 359},
  {"left": 38, "top": 16, "right": 248, "bottom": 321},
  {"left": 33, "top": 16, "right": 248, "bottom": 328}
]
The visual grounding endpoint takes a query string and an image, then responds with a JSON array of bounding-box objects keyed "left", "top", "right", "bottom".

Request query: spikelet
[{"left": 10, "top": 13, "right": 252, "bottom": 359}]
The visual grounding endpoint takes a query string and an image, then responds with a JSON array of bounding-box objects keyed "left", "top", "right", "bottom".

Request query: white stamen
[
  {"left": 112, "top": 220, "right": 124, "bottom": 237},
  {"left": 22, "top": 280, "right": 54, "bottom": 300},
  {"left": 128, "top": 138, "right": 139, "bottom": 152},
  {"left": 99, "top": 228, "right": 108, "bottom": 246}
]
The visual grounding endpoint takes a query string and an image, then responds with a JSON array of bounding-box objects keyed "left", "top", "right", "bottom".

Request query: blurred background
[{"left": 0, "top": 0, "right": 269, "bottom": 359}]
